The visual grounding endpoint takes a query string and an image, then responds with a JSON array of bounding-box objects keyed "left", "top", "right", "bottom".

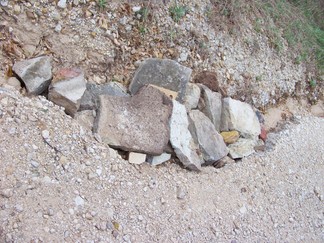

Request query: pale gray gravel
[{"left": 0, "top": 89, "right": 323, "bottom": 242}]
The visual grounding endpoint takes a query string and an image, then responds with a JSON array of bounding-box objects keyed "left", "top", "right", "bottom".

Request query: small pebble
[{"left": 41, "top": 130, "right": 50, "bottom": 139}]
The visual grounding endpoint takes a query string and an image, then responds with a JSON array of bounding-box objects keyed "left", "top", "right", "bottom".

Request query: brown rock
[
  {"left": 94, "top": 85, "right": 172, "bottom": 155},
  {"left": 259, "top": 126, "right": 267, "bottom": 142},
  {"left": 221, "top": 131, "right": 240, "bottom": 144},
  {"left": 194, "top": 71, "right": 226, "bottom": 96}
]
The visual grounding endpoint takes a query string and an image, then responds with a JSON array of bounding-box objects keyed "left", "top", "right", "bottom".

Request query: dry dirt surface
[{"left": 0, "top": 89, "right": 323, "bottom": 242}]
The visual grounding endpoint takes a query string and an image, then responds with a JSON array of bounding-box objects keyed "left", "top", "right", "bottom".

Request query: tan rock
[
  {"left": 128, "top": 152, "right": 146, "bottom": 165},
  {"left": 221, "top": 131, "right": 240, "bottom": 144}
]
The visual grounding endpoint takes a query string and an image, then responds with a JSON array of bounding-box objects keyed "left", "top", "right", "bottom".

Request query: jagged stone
[
  {"left": 221, "top": 97, "right": 261, "bottom": 138},
  {"left": 12, "top": 56, "right": 52, "bottom": 95},
  {"left": 169, "top": 100, "right": 203, "bottom": 171},
  {"left": 188, "top": 110, "right": 228, "bottom": 165},
  {"left": 228, "top": 138, "right": 257, "bottom": 159},
  {"left": 198, "top": 84, "right": 222, "bottom": 132},
  {"left": 48, "top": 68, "right": 86, "bottom": 116},
  {"left": 94, "top": 85, "right": 172, "bottom": 155},
  {"left": 148, "top": 84, "right": 178, "bottom": 100},
  {"left": 80, "top": 82, "right": 128, "bottom": 111},
  {"left": 184, "top": 83, "right": 200, "bottom": 110},
  {"left": 221, "top": 130, "right": 240, "bottom": 144},
  {"left": 193, "top": 71, "right": 226, "bottom": 96},
  {"left": 147, "top": 153, "right": 171, "bottom": 166},
  {"left": 129, "top": 58, "right": 192, "bottom": 102}
]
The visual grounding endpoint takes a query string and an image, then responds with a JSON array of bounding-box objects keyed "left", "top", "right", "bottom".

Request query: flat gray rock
[
  {"left": 188, "top": 110, "right": 228, "bottom": 165},
  {"left": 221, "top": 97, "right": 261, "bottom": 138},
  {"left": 129, "top": 58, "right": 192, "bottom": 103},
  {"left": 198, "top": 84, "right": 222, "bottom": 132},
  {"left": 169, "top": 100, "right": 203, "bottom": 171},
  {"left": 79, "top": 82, "right": 129, "bottom": 111},
  {"left": 48, "top": 68, "right": 86, "bottom": 116},
  {"left": 94, "top": 85, "right": 172, "bottom": 155},
  {"left": 12, "top": 56, "right": 52, "bottom": 95},
  {"left": 147, "top": 153, "right": 171, "bottom": 166},
  {"left": 228, "top": 138, "right": 257, "bottom": 159}
]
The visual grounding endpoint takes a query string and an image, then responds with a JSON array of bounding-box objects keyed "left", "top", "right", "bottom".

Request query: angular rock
[
  {"left": 80, "top": 82, "right": 128, "bottom": 111},
  {"left": 129, "top": 58, "right": 192, "bottom": 102},
  {"left": 228, "top": 138, "right": 257, "bottom": 159},
  {"left": 221, "top": 98, "right": 261, "bottom": 138},
  {"left": 12, "top": 56, "right": 52, "bottom": 95},
  {"left": 48, "top": 68, "right": 86, "bottom": 116},
  {"left": 147, "top": 153, "right": 171, "bottom": 166},
  {"left": 184, "top": 83, "right": 200, "bottom": 110},
  {"left": 94, "top": 85, "right": 172, "bottom": 155},
  {"left": 221, "top": 130, "right": 240, "bottom": 144},
  {"left": 194, "top": 71, "right": 226, "bottom": 95},
  {"left": 213, "top": 156, "right": 235, "bottom": 168},
  {"left": 169, "top": 100, "right": 203, "bottom": 171},
  {"left": 128, "top": 152, "right": 146, "bottom": 165},
  {"left": 198, "top": 85, "right": 222, "bottom": 132},
  {"left": 188, "top": 110, "right": 228, "bottom": 165}
]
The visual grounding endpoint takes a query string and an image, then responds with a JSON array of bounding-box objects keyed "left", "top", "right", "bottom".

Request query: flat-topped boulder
[
  {"left": 129, "top": 58, "right": 192, "bottom": 103},
  {"left": 94, "top": 85, "right": 172, "bottom": 155}
]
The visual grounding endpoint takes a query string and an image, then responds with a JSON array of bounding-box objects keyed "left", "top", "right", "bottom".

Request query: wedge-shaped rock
[
  {"left": 147, "top": 153, "right": 171, "bottom": 166},
  {"left": 188, "top": 110, "right": 228, "bottom": 165},
  {"left": 221, "top": 98, "right": 261, "bottom": 138},
  {"left": 198, "top": 84, "right": 222, "bottom": 132},
  {"left": 94, "top": 85, "right": 172, "bottom": 155},
  {"left": 184, "top": 83, "right": 200, "bottom": 110},
  {"left": 13, "top": 56, "right": 52, "bottom": 95},
  {"left": 129, "top": 58, "right": 192, "bottom": 102},
  {"left": 228, "top": 138, "right": 257, "bottom": 159},
  {"left": 48, "top": 68, "right": 86, "bottom": 116},
  {"left": 80, "top": 82, "right": 128, "bottom": 111},
  {"left": 169, "top": 100, "right": 203, "bottom": 171}
]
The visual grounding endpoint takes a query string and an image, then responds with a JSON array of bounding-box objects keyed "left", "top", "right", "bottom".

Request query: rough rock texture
[
  {"left": 228, "top": 138, "right": 257, "bottom": 159},
  {"left": 74, "top": 110, "right": 95, "bottom": 131},
  {"left": 198, "top": 84, "right": 223, "bottom": 132},
  {"left": 79, "top": 82, "right": 128, "bottom": 111},
  {"left": 129, "top": 58, "right": 192, "bottom": 102},
  {"left": 188, "top": 110, "right": 228, "bottom": 164},
  {"left": 184, "top": 83, "right": 201, "bottom": 110},
  {"left": 48, "top": 68, "right": 86, "bottom": 116},
  {"left": 221, "top": 130, "right": 240, "bottom": 144},
  {"left": 147, "top": 153, "right": 171, "bottom": 166},
  {"left": 194, "top": 71, "right": 219, "bottom": 92},
  {"left": 221, "top": 97, "right": 261, "bottom": 138},
  {"left": 94, "top": 85, "right": 172, "bottom": 155},
  {"left": 148, "top": 84, "right": 178, "bottom": 100},
  {"left": 169, "top": 100, "right": 203, "bottom": 171},
  {"left": 12, "top": 56, "right": 52, "bottom": 95}
]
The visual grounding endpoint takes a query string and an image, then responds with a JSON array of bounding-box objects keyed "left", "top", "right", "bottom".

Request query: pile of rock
[{"left": 7, "top": 56, "right": 264, "bottom": 171}]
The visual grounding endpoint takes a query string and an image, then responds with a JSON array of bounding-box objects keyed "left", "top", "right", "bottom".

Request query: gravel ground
[{"left": 0, "top": 88, "right": 323, "bottom": 242}]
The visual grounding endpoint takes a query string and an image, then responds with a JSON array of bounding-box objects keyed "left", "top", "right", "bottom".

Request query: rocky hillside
[{"left": 0, "top": 0, "right": 322, "bottom": 108}]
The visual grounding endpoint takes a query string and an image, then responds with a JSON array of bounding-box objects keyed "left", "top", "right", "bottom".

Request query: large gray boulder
[
  {"left": 79, "top": 82, "right": 128, "bottom": 111},
  {"left": 94, "top": 85, "right": 172, "bottom": 155},
  {"left": 48, "top": 68, "right": 86, "bottom": 116},
  {"left": 221, "top": 98, "right": 261, "bottom": 138},
  {"left": 12, "top": 56, "right": 52, "bottom": 95},
  {"left": 188, "top": 110, "right": 228, "bottom": 165},
  {"left": 169, "top": 100, "right": 203, "bottom": 171},
  {"left": 198, "top": 84, "right": 223, "bottom": 132},
  {"left": 129, "top": 58, "right": 192, "bottom": 103}
]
